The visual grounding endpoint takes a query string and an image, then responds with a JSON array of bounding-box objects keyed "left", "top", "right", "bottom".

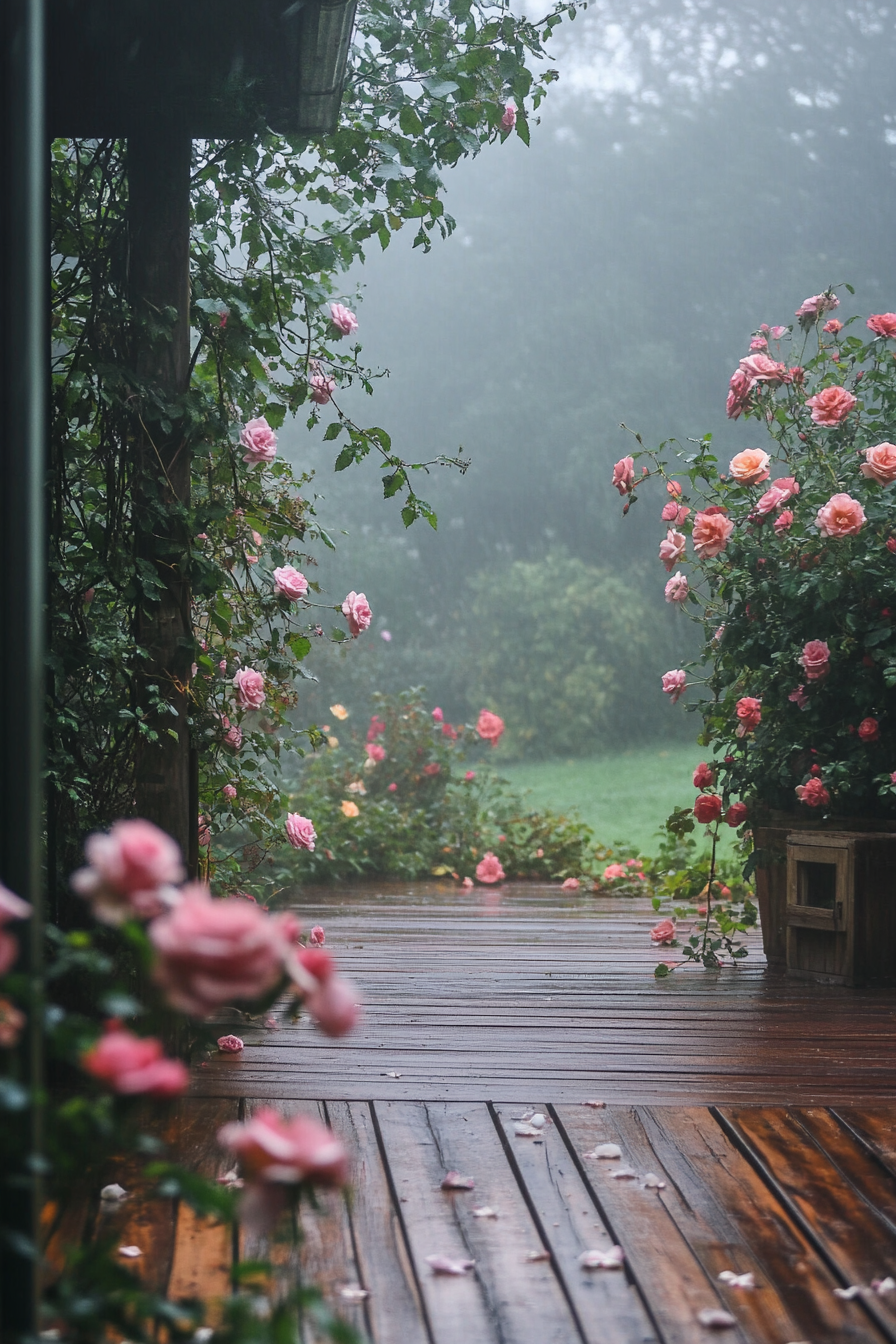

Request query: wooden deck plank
[
  {"left": 834, "top": 1108, "right": 896, "bottom": 1180},
  {"left": 492, "top": 1103, "right": 657, "bottom": 1344},
  {"left": 166, "top": 1099, "right": 238, "bottom": 1315}
]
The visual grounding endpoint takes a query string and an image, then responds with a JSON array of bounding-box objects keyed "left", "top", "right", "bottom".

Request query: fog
[{"left": 284, "top": 0, "right": 896, "bottom": 756}]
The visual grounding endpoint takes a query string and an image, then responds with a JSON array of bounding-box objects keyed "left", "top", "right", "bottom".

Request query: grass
[{"left": 500, "top": 744, "right": 726, "bottom": 857}]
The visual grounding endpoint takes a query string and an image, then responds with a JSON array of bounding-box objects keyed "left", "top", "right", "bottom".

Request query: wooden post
[{"left": 128, "top": 123, "right": 196, "bottom": 871}]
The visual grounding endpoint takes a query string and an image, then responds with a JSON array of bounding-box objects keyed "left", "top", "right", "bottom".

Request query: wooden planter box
[{"left": 753, "top": 813, "right": 896, "bottom": 985}]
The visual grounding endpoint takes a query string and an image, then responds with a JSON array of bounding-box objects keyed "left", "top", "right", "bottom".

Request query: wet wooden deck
[{"left": 55, "top": 884, "right": 896, "bottom": 1342}]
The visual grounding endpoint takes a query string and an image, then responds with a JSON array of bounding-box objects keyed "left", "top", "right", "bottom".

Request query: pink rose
[
  {"left": 603, "top": 863, "right": 626, "bottom": 880},
  {"left": 309, "top": 373, "right": 336, "bottom": 405},
  {"left": 295, "top": 948, "right": 360, "bottom": 1036},
  {"left": 150, "top": 885, "right": 291, "bottom": 1016},
  {"left": 475, "top": 852, "right": 505, "bottom": 884},
  {"left": 727, "top": 368, "right": 753, "bottom": 420},
  {"left": 738, "top": 354, "right": 787, "bottom": 386},
  {"left": 650, "top": 919, "right": 676, "bottom": 945},
  {"left": 661, "top": 502, "right": 690, "bottom": 524},
  {"left": 789, "top": 685, "right": 809, "bottom": 710},
  {"left": 815, "top": 492, "right": 865, "bottom": 538},
  {"left": 752, "top": 486, "right": 787, "bottom": 519},
  {"left": 500, "top": 102, "right": 516, "bottom": 133},
  {"left": 81, "top": 1023, "right": 188, "bottom": 1097},
  {"left": 796, "top": 292, "right": 839, "bottom": 326},
  {"left": 805, "top": 386, "right": 857, "bottom": 426},
  {"left": 233, "top": 667, "right": 266, "bottom": 710},
  {"left": 771, "top": 325, "right": 788, "bottom": 340},
  {"left": 0, "top": 998, "right": 25, "bottom": 1048},
  {"left": 664, "top": 571, "right": 689, "bottom": 604},
  {"left": 612, "top": 457, "right": 635, "bottom": 496},
  {"left": 223, "top": 784, "right": 237, "bottom": 801},
  {"left": 693, "top": 794, "right": 722, "bottom": 824},
  {"left": 659, "top": 529, "right": 687, "bottom": 571},
  {"left": 750, "top": 337, "right": 767, "bottom": 351},
  {"left": 476, "top": 709, "right": 505, "bottom": 746},
  {"left": 800, "top": 640, "right": 830, "bottom": 681},
  {"left": 860, "top": 443, "right": 896, "bottom": 486},
  {"left": 273, "top": 566, "right": 309, "bottom": 601},
  {"left": 431, "top": 707, "right": 443, "bottom": 722},
  {"left": 225, "top": 722, "right": 243, "bottom": 751},
  {"left": 774, "top": 510, "right": 794, "bottom": 534},
  {"left": 464, "top": 770, "right": 476, "bottom": 781},
  {"left": 309, "top": 925, "right": 325, "bottom": 947},
  {"left": 824, "top": 319, "right": 844, "bottom": 334},
  {"left": 735, "top": 696, "right": 762, "bottom": 735},
  {"left": 217, "top": 1035, "right": 244, "bottom": 1052},
  {"left": 388, "top": 782, "right": 398, "bottom": 792},
  {"left": 198, "top": 811, "right": 210, "bottom": 850},
  {"left": 368, "top": 715, "right": 386, "bottom": 739},
  {"left": 693, "top": 762, "right": 715, "bottom": 789},
  {"left": 219, "top": 1106, "right": 349, "bottom": 1182},
  {"left": 240, "top": 417, "right": 278, "bottom": 466},
  {"left": 0, "top": 885, "right": 31, "bottom": 976},
  {"left": 726, "top": 801, "right": 748, "bottom": 828},
  {"left": 867, "top": 313, "right": 896, "bottom": 339},
  {"left": 422, "top": 762, "right": 441, "bottom": 776},
  {"left": 773, "top": 476, "right": 800, "bottom": 503},
  {"left": 329, "top": 303, "right": 358, "bottom": 337},
  {"left": 667, "top": 480, "right": 682, "bottom": 497},
  {"left": 729, "top": 449, "right": 770, "bottom": 485},
  {"left": 366, "top": 742, "right": 386, "bottom": 763},
  {"left": 692, "top": 511, "right": 734, "bottom": 559},
  {"left": 561, "top": 877, "right": 580, "bottom": 891},
  {"left": 858, "top": 717, "right": 880, "bottom": 743},
  {"left": 342, "top": 591, "right": 372, "bottom": 636},
  {"left": 70, "top": 819, "right": 184, "bottom": 926},
  {"left": 286, "top": 814, "right": 316, "bottom": 852},
  {"left": 661, "top": 670, "right": 687, "bottom": 703},
  {"left": 795, "top": 778, "right": 830, "bottom": 807}
]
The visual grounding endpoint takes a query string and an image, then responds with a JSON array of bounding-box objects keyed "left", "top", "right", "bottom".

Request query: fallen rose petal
[
  {"left": 611, "top": 1167, "right": 639, "bottom": 1179},
  {"left": 441, "top": 1171, "right": 475, "bottom": 1191},
  {"left": 384, "top": 1071, "right": 402, "bottom": 1079},
  {"left": 528, "top": 1112, "right": 546, "bottom": 1128},
  {"left": 697, "top": 1308, "right": 737, "bottom": 1328},
  {"left": 217, "top": 1034, "right": 244, "bottom": 1053},
  {"left": 834, "top": 1287, "right": 863, "bottom": 1300},
  {"left": 514, "top": 1121, "right": 543, "bottom": 1137},
  {"left": 590, "top": 1143, "right": 622, "bottom": 1159},
  {"left": 339, "top": 1285, "right": 370, "bottom": 1302},
  {"left": 525, "top": 1249, "right": 551, "bottom": 1262},
  {"left": 100, "top": 1183, "right": 128, "bottom": 1202},
  {"left": 718, "top": 1271, "right": 755, "bottom": 1289},
  {"left": 194, "top": 1329, "right": 214, "bottom": 1343},
  {"left": 118, "top": 1245, "right": 142, "bottom": 1258},
  {"left": 642, "top": 1173, "right": 666, "bottom": 1189},
  {"left": 578, "top": 1246, "right": 625, "bottom": 1270},
  {"left": 217, "top": 1169, "right": 244, "bottom": 1188},
  {"left": 472, "top": 1206, "right": 499, "bottom": 1218},
  {"left": 582, "top": 1099, "right": 606, "bottom": 1108},
  {"left": 873, "top": 1277, "right": 896, "bottom": 1295},
  {"left": 426, "top": 1254, "right": 475, "bottom": 1276}
]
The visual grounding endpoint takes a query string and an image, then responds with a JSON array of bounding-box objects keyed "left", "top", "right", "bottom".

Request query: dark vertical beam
[
  {"left": 0, "top": 0, "right": 46, "bottom": 1335},
  {"left": 128, "top": 124, "right": 195, "bottom": 868}
]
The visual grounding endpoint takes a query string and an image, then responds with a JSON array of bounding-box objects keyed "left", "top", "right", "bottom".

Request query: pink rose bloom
[
  {"left": 816, "top": 492, "right": 865, "bottom": 538},
  {"left": 286, "top": 814, "right": 316, "bottom": 852},
  {"left": 431, "top": 707, "right": 444, "bottom": 722},
  {"left": 659, "top": 529, "right": 687, "bottom": 571},
  {"left": 368, "top": 715, "right": 386, "bottom": 739},
  {"left": 650, "top": 919, "right": 676, "bottom": 945},
  {"left": 387, "top": 782, "right": 398, "bottom": 792},
  {"left": 309, "top": 925, "right": 325, "bottom": 947},
  {"left": 692, "top": 511, "right": 734, "bottom": 559},
  {"left": 867, "top": 314, "right": 896, "bottom": 339},
  {"left": 824, "top": 319, "right": 844, "bottom": 334},
  {"left": 198, "top": 815, "right": 212, "bottom": 849},
  {"left": 735, "top": 696, "right": 762, "bottom": 735},
  {"left": 729, "top": 449, "right": 771, "bottom": 485},
  {"left": 273, "top": 565, "right": 309, "bottom": 601},
  {"left": 70, "top": 819, "right": 184, "bottom": 926},
  {"left": 750, "top": 337, "right": 767, "bottom": 351},
  {"left": 223, "top": 784, "right": 237, "bottom": 801},
  {"left": 773, "top": 476, "right": 800, "bottom": 503},
  {"left": 800, "top": 640, "right": 830, "bottom": 681},
  {"left": 805, "top": 386, "right": 857, "bottom": 426},
  {"left": 727, "top": 368, "right": 753, "bottom": 419},
  {"left": 225, "top": 722, "right": 243, "bottom": 751},
  {"left": 664, "top": 571, "right": 689, "bottom": 605},
  {"left": 888, "top": 539, "right": 896, "bottom": 554},
  {"left": 693, "top": 794, "right": 722, "bottom": 824},
  {"left": 860, "top": 443, "right": 896, "bottom": 486},
  {"left": 464, "top": 770, "right": 476, "bottom": 781},
  {"left": 612, "top": 457, "right": 635, "bottom": 495},
  {"left": 771, "top": 325, "right": 788, "bottom": 340},
  {"left": 795, "top": 778, "right": 831, "bottom": 807},
  {"left": 217, "top": 1035, "right": 244, "bottom": 1052},
  {"left": 789, "top": 685, "right": 809, "bottom": 710},
  {"left": 561, "top": 877, "right": 580, "bottom": 891},
  {"left": 661, "top": 501, "right": 690, "bottom": 524},
  {"left": 726, "top": 802, "right": 748, "bottom": 828},
  {"left": 476, "top": 709, "right": 505, "bottom": 746},
  {"left": 81, "top": 1023, "right": 188, "bottom": 1097},
  {"left": 240, "top": 417, "right": 278, "bottom": 466},
  {"left": 233, "top": 667, "right": 266, "bottom": 710},
  {"left": 150, "top": 885, "right": 291, "bottom": 1016},
  {"left": 475, "top": 852, "right": 505, "bottom": 884},
  {"left": 342, "top": 591, "right": 372, "bottom": 636},
  {"left": 858, "top": 717, "right": 880, "bottom": 743},
  {"left": 441, "top": 722, "right": 458, "bottom": 740},
  {"left": 422, "top": 762, "right": 441, "bottom": 777},
  {"left": 500, "top": 103, "right": 516, "bottom": 133},
  {"left": 309, "top": 373, "right": 336, "bottom": 405},
  {"left": 0, "top": 885, "right": 31, "bottom": 976},
  {"left": 461, "top": 876, "right": 474, "bottom": 888},
  {"left": 752, "top": 485, "right": 787, "bottom": 519},
  {"left": 796, "top": 292, "right": 839, "bottom": 326},
  {"left": 603, "top": 863, "right": 626, "bottom": 880},
  {"left": 693, "top": 762, "right": 715, "bottom": 789},
  {"left": 219, "top": 1106, "right": 349, "bottom": 1183},
  {"left": 366, "top": 742, "right": 386, "bottom": 763},
  {"left": 329, "top": 302, "right": 358, "bottom": 337},
  {"left": 661, "top": 669, "right": 687, "bottom": 703},
  {"left": 738, "top": 354, "right": 787, "bottom": 385},
  {"left": 667, "top": 481, "right": 682, "bottom": 497},
  {"left": 774, "top": 509, "right": 794, "bottom": 535},
  {"left": 295, "top": 948, "right": 360, "bottom": 1037}
]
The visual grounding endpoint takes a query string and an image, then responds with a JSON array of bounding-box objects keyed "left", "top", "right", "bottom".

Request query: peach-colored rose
[
  {"left": 693, "top": 794, "right": 722, "bottom": 824},
  {"left": 70, "top": 819, "right": 184, "bottom": 926},
  {"left": 805, "top": 386, "right": 857, "bottom": 426},
  {"left": 860, "top": 443, "right": 896, "bottom": 486},
  {"left": 476, "top": 709, "right": 505, "bottom": 746},
  {"left": 273, "top": 565, "right": 309, "bottom": 601},
  {"left": 727, "top": 368, "right": 753, "bottom": 419},
  {"left": 612, "top": 457, "right": 635, "bottom": 495},
  {"left": 824, "top": 319, "right": 843, "bottom": 334},
  {"left": 240, "top": 417, "right": 278, "bottom": 466},
  {"left": 650, "top": 918, "right": 676, "bottom": 944},
  {"left": 729, "top": 449, "right": 770, "bottom": 485},
  {"left": 800, "top": 640, "right": 830, "bottom": 681},
  {"left": 738, "top": 354, "right": 787, "bottom": 385},
  {"left": 475, "top": 852, "right": 505, "bottom": 884},
  {"left": 815, "top": 492, "right": 865, "bottom": 538},
  {"left": 82, "top": 1023, "right": 188, "bottom": 1097},
  {"left": 664, "top": 571, "right": 689, "bottom": 604},
  {"left": 233, "top": 667, "right": 266, "bottom": 710},
  {"left": 342, "top": 591, "right": 372, "bottom": 636},
  {"left": 285, "top": 814, "right": 316, "bottom": 851},
  {"left": 692, "top": 510, "right": 735, "bottom": 559},
  {"left": 661, "top": 670, "right": 687, "bottom": 702},
  {"left": 795, "top": 778, "right": 830, "bottom": 807},
  {"left": 659, "top": 529, "right": 686, "bottom": 571},
  {"left": 340, "top": 800, "right": 360, "bottom": 818},
  {"left": 867, "top": 314, "right": 896, "bottom": 339}
]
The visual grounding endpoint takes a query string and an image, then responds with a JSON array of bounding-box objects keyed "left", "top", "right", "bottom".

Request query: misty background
[{"left": 282, "top": 0, "right": 896, "bottom": 770}]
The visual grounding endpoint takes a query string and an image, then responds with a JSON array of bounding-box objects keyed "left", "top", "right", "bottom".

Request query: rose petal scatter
[
  {"left": 273, "top": 566, "right": 309, "bottom": 601},
  {"left": 476, "top": 709, "right": 505, "bottom": 745},
  {"left": 342, "top": 591, "right": 372, "bottom": 636},
  {"left": 286, "top": 814, "right": 317, "bottom": 852},
  {"left": 217, "top": 1035, "right": 244, "bottom": 1053},
  {"left": 579, "top": 1246, "right": 625, "bottom": 1270},
  {"left": 240, "top": 416, "right": 278, "bottom": 466},
  {"left": 70, "top": 819, "right": 183, "bottom": 926},
  {"left": 475, "top": 852, "right": 505, "bottom": 884},
  {"left": 233, "top": 667, "right": 266, "bottom": 710},
  {"left": 81, "top": 1022, "right": 188, "bottom": 1097},
  {"left": 805, "top": 386, "right": 857, "bottom": 426},
  {"left": 426, "top": 1255, "right": 476, "bottom": 1276}
]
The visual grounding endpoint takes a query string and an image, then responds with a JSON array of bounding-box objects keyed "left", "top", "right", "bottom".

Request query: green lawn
[{"left": 500, "top": 744, "right": 718, "bottom": 856}]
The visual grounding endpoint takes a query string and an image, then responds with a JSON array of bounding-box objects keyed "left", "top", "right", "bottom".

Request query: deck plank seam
[{"left": 829, "top": 1108, "right": 896, "bottom": 1186}]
